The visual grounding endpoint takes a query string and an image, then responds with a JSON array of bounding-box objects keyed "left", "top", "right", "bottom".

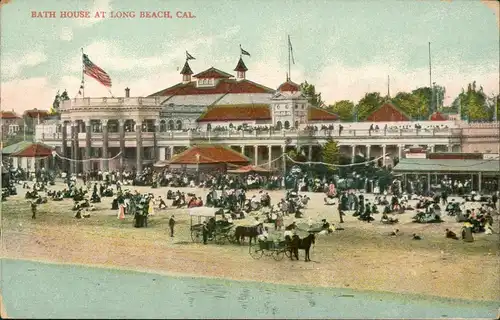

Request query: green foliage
[
  {"left": 60, "top": 90, "right": 70, "bottom": 101},
  {"left": 356, "top": 92, "right": 385, "bottom": 120},
  {"left": 300, "top": 81, "right": 324, "bottom": 107},
  {"left": 328, "top": 100, "right": 355, "bottom": 121},
  {"left": 320, "top": 139, "right": 340, "bottom": 165},
  {"left": 286, "top": 149, "right": 306, "bottom": 163},
  {"left": 451, "top": 81, "right": 490, "bottom": 121},
  {"left": 392, "top": 92, "right": 424, "bottom": 119}
]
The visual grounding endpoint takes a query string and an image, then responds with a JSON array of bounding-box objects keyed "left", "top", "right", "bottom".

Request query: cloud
[
  {"left": 1, "top": 77, "right": 63, "bottom": 113},
  {"left": 2, "top": 51, "right": 47, "bottom": 78},
  {"left": 64, "top": 25, "right": 242, "bottom": 74},
  {"left": 75, "top": 0, "right": 112, "bottom": 28},
  {"left": 60, "top": 26, "right": 73, "bottom": 41}
]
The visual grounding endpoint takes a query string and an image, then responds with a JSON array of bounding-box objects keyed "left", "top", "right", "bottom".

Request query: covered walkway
[{"left": 393, "top": 158, "right": 500, "bottom": 193}]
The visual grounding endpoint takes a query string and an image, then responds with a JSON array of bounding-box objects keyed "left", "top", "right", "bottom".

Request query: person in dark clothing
[
  {"left": 31, "top": 202, "right": 37, "bottom": 219},
  {"left": 202, "top": 221, "right": 209, "bottom": 245},
  {"left": 441, "top": 191, "right": 448, "bottom": 205},
  {"left": 337, "top": 202, "right": 344, "bottom": 223},
  {"left": 492, "top": 193, "right": 498, "bottom": 210},
  {"left": 158, "top": 196, "right": 167, "bottom": 209},
  {"left": 169, "top": 215, "right": 176, "bottom": 237}
]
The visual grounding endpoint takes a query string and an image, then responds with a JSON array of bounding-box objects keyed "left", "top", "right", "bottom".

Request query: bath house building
[{"left": 35, "top": 58, "right": 464, "bottom": 174}]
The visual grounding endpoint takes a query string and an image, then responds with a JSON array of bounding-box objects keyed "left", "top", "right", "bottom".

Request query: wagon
[
  {"left": 189, "top": 207, "right": 236, "bottom": 245},
  {"left": 248, "top": 239, "right": 291, "bottom": 261}
]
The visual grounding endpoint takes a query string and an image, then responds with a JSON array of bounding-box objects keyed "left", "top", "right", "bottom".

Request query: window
[
  {"left": 294, "top": 121, "right": 299, "bottom": 129},
  {"left": 168, "top": 120, "right": 175, "bottom": 130},
  {"left": 301, "top": 105, "right": 304, "bottom": 109},
  {"left": 284, "top": 121, "right": 290, "bottom": 129},
  {"left": 160, "top": 120, "right": 167, "bottom": 132},
  {"left": 295, "top": 105, "right": 298, "bottom": 109},
  {"left": 176, "top": 120, "right": 182, "bottom": 130},
  {"left": 276, "top": 121, "right": 282, "bottom": 130}
]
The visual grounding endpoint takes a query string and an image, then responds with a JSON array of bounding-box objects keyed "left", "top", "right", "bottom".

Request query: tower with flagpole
[{"left": 235, "top": 45, "right": 250, "bottom": 81}]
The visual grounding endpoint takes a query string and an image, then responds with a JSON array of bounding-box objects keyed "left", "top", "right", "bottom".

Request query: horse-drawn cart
[
  {"left": 189, "top": 207, "right": 235, "bottom": 245},
  {"left": 249, "top": 239, "right": 291, "bottom": 261}
]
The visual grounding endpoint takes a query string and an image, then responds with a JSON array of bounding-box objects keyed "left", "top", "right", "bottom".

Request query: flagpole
[
  {"left": 287, "top": 36, "right": 291, "bottom": 81},
  {"left": 239, "top": 44, "right": 242, "bottom": 58},
  {"left": 81, "top": 48, "right": 85, "bottom": 98}
]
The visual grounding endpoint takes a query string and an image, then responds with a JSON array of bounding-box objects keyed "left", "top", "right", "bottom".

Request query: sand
[{"left": 1, "top": 181, "right": 499, "bottom": 302}]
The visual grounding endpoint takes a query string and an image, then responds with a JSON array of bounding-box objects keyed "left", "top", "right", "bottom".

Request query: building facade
[{"left": 34, "top": 58, "right": 494, "bottom": 174}]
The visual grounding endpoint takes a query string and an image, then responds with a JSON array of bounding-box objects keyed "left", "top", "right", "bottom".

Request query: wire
[
  {"left": 53, "top": 151, "right": 122, "bottom": 163},
  {"left": 285, "top": 154, "right": 387, "bottom": 167},
  {"left": 396, "top": 158, "right": 499, "bottom": 168}
]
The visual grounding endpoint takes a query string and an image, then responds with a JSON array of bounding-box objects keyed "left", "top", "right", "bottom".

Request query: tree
[
  {"left": 451, "top": 81, "right": 489, "bottom": 121},
  {"left": 300, "top": 81, "right": 324, "bottom": 107},
  {"left": 60, "top": 90, "right": 70, "bottom": 101},
  {"left": 467, "top": 92, "right": 490, "bottom": 121},
  {"left": 356, "top": 92, "right": 385, "bottom": 120},
  {"left": 328, "top": 100, "right": 355, "bottom": 121},
  {"left": 392, "top": 92, "right": 423, "bottom": 119},
  {"left": 320, "top": 138, "right": 340, "bottom": 165},
  {"left": 286, "top": 148, "right": 306, "bottom": 163}
]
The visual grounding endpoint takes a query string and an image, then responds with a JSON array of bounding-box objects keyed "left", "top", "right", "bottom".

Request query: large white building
[{"left": 36, "top": 57, "right": 464, "bottom": 174}]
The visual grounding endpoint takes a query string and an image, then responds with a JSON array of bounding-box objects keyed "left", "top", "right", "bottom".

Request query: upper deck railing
[{"left": 60, "top": 97, "right": 164, "bottom": 110}]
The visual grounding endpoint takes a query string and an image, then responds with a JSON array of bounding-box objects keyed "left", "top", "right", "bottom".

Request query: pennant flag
[
  {"left": 186, "top": 51, "right": 195, "bottom": 60},
  {"left": 83, "top": 54, "right": 112, "bottom": 87},
  {"left": 240, "top": 47, "right": 251, "bottom": 57},
  {"left": 288, "top": 35, "right": 295, "bottom": 64}
]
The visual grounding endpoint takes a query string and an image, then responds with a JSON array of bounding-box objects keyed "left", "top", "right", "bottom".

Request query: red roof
[
  {"left": 11, "top": 143, "right": 54, "bottom": 157},
  {"left": 24, "top": 109, "right": 49, "bottom": 118},
  {"left": 193, "top": 67, "right": 233, "bottom": 79},
  {"left": 149, "top": 78, "right": 274, "bottom": 96},
  {"left": 0, "top": 111, "right": 20, "bottom": 119},
  {"left": 365, "top": 103, "right": 410, "bottom": 122},
  {"left": 170, "top": 145, "right": 250, "bottom": 164},
  {"left": 308, "top": 107, "right": 339, "bottom": 121},
  {"left": 227, "top": 165, "right": 271, "bottom": 174},
  {"left": 429, "top": 111, "right": 447, "bottom": 121},
  {"left": 198, "top": 104, "right": 271, "bottom": 122},
  {"left": 278, "top": 80, "right": 301, "bottom": 92}
]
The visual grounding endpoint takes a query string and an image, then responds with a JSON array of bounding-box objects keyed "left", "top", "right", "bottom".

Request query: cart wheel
[
  {"left": 191, "top": 229, "right": 202, "bottom": 243},
  {"left": 249, "top": 243, "right": 263, "bottom": 259},
  {"left": 273, "top": 250, "right": 284, "bottom": 261},
  {"left": 228, "top": 234, "right": 237, "bottom": 244},
  {"left": 215, "top": 235, "right": 226, "bottom": 245},
  {"left": 284, "top": 248, "right": 291, "bottom": 258}
]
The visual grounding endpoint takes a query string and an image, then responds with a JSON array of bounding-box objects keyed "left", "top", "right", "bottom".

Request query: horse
[
  {"left": 234, "top": 224, "right": 263, "bottom": 245},
  {"left": 286, "top": 233, "right": 316, "bottom": 262}
]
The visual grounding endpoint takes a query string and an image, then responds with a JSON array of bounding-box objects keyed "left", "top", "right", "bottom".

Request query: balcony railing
[
  {"left": 60, "top": 97, "right": 164, "bottom": 110},
  {"left": 37, "top": 127, "right": 462, "bottom": 142}
]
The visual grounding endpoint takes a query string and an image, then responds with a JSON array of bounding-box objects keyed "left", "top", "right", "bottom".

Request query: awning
[{"left": 227, "top": 165, "right": 272, "bottom": 174}]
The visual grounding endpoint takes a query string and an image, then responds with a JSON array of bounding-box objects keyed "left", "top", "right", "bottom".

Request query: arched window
[
  {"left": 168, "top": 120, "right": 175, "bottom": 130},
  {"left": 207, "top": 123, "right": 212, "bottom": 131},
  {"left": 160, "top": 120, "right": 167, "bottom": 132},
  {"left": 276, "top": 121, "right": 282, "bottom": 130},
  {"left": 284, "top": 121, "right": 290, "bottom": 129},
  {"left": 176, "top": 120, "right": 182, "bottom": 130},
  {"left": 294, "top": 121, "right": 299, "bottom": 129},
  {"left": 124, "top": 120, "right": 135, "bottom": 132}
]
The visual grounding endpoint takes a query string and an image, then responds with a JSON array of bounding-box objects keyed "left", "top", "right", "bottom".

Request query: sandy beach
[{"left": 1, "top": 182, "right": 499, "bottom": 302}]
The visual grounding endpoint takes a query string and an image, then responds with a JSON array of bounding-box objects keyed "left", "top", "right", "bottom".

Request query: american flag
[{"left": 83, "top": 54, "right": 112, "bottom": 87}]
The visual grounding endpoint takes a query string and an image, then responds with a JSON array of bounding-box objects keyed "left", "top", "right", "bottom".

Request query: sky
[{"left": 0, "top": 0, "right": 499, "bottom": 113}]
